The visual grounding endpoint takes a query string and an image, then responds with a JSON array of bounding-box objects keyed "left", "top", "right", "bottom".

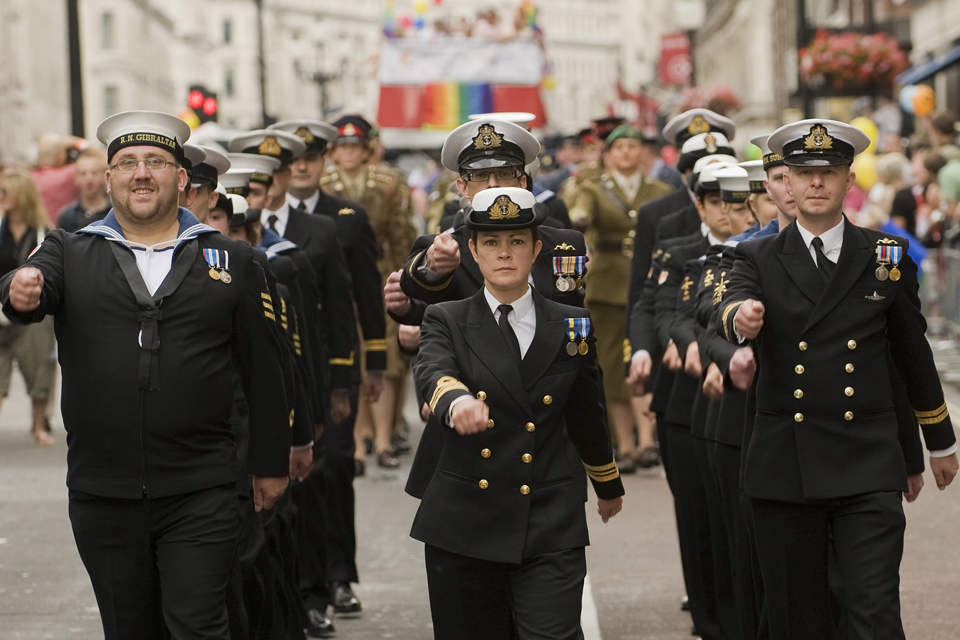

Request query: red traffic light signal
[
  {"left": 187, "top": 90, "right": 204, "bottom": 110},
  {"left": 202, "top": 96, "right": 218, "bottom": 116}
]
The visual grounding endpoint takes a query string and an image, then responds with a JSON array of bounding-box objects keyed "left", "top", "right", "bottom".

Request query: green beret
[{"left": 605, "top": 124, "right": 644, "bottom": 147}]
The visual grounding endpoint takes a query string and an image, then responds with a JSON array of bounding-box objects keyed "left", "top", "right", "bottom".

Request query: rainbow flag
[
  {"left": 421, "top": 83, "right": 494, "bottom": 129},
  {"left": 379, "top": 83, "right": 545, "bottom": 130}
]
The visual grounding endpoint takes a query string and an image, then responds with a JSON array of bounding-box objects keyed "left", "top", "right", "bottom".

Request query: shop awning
[{"left": 897, "top": 43, "right": 960, "bottom": 86}]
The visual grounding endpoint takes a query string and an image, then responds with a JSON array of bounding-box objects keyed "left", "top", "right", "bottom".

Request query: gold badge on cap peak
[
  {"left": 688, "top": 115, "right": 710, "bottom": 135},
  {"left": 341, "top": 123, "right": 358, "bottom": 136},
  {"left": 804, "top": 124, "right": 834, "bottom": 151},
  {"left": 488, "top": 195, "right": 521, "bottom": 220},
  {"left": 294, "top": 126, "right": 315, "bottom": 144},
  {"left": 258, "top": 136, "right": 282, "bottom": 157},
  {"left": 704, "top": 133, "right": 717, "bottom": 154},
  {"left": 473, "top": 124, "right": 503, "bottom": 150}
]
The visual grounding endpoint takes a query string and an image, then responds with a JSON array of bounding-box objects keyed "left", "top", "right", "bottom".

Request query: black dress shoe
[
  {"left": 331, "top": 581, "right": 362, "bottom": 614},
  {"left": 354, "top": 459, "right": 365, "bottom": 478},
  {"left": 306, "top": 608, "right": 335, "bottom": 638},
  {"left": 616, "top": 453, "right": 638, "bottom": 475},
  {"left": 377, "top": 450, "right": 400, "bottom": 469}
]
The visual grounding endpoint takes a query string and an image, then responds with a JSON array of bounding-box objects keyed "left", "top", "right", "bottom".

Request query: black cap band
[
  {"left": 249, "top": 172, "right": 273, "bottom": 186},
  {"left": 721, "top": 189, "right": 750, "bottom": 203},
  {"left": 243, "top": 145, "right": 293, "bottom": 168},
  {"left": 678, "top": 145, "right": 735, "bottom": 173},
  {"left": 781, "top": 125, "right": 855, "bottom": 166},
  {"left": 749, "top": 180, "right": 766, "bottom": 193},
  {"left": 226, "top": 186, "right": 249, "bottom": 196},
  {"left": 762, "top": 152, "right": 784, "bottom": 170},
  {"left": 108, "top": 132, "right": 182, "bottom": 163},
  {"left": 192, "top": 163, "right": 219, "bottom": 187},
  {"left": 458, "top": 140, "right": 526, "bottom": 171}
]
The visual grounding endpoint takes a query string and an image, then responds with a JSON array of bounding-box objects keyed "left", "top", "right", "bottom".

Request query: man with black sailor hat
[
  {"left": 1, "top": 111, "right": 292, "bottom": 640},
  {"left": 413, "top": 185, "right": 623, "bottom": 640},
  {"left": 716, "top": 119, "right": 959, "bottom": 640},
  {"left": 183, "top": 144, "right": 230, "bottom": 223}
]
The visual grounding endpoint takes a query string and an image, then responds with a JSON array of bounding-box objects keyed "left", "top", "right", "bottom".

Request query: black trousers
[
  {"left": 293, "top": 461, "right": 331, "bottom": 611},
  {"left": 324, "top": 387, "right": 359, "bottom": 584},
  {"left": 69, "top": 484, "right": 238, "bottom": 640},
  {"left": 424, "top": 544, "right": 586, "bottom": 640},
  {"left": 663, "top": 421, "right": 721, "bottom": 640},
  {"left": 751, "top": 492, "right": 906, "bottom": 640}
]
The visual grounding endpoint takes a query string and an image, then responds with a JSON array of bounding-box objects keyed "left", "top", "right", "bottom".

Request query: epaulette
[{"left": 338, "top": 207, "right": 355, "bottom": 216}]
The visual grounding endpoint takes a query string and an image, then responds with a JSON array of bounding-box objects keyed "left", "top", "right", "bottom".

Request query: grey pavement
[{"left": 1, "top": 353, "right": 959, "bottom": 639}]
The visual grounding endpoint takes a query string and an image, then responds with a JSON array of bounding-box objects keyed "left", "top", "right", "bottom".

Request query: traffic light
[{"left": 187, "top": 85, "right": 218, "bottom": 124}]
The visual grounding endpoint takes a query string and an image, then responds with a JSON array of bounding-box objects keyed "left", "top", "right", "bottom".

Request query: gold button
[
  {"left": 844, "top": 411, "right": 854, "bottom": 421},
  {"left": 799, "top": 341, "right": 808, "bottom": 351},
  {"left": 476, "top": 391, "right": 486, "bottom": 400},
  {"left": 526, "top": 422, "right": 536, "bottom": 432},
  {"left": 543, "top": 395, "right": 553, "bottom": 405},
  {"left": 522, "top": 453, "right": 532, "bottom": 463},
  {"left": 479, "top": 479, "right": 489, "bottom": 489},
  {"left": 847, "top": 340, "right": 857, "bottom": 350},
  {"left": 845, "top": 363, "right": 854, "bottom": 373},
  {"left": 520, "top": 485, "right": 530, "bottom": 495},
  {"left": 795, "top": 365, "right": 805, "bottom": 374},
  {"left": 794, "top": 389, "right": 803, "bottom": 399},
  {"left": 481, "top": 448, "right": 491, "bottom": 459},
  {"left": 844, "top": 387, "right": 854, "bottom": 397},
  {"left": 795, "top": 413, "right": 804, "bottom": 423},
  {"left": 486, "top": 419, "right": 495, "bottom": 429}
]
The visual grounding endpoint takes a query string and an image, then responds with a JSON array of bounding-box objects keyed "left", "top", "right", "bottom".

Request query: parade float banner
[{"left": 377, "top": 39, "right": 547, "bottom": 129}]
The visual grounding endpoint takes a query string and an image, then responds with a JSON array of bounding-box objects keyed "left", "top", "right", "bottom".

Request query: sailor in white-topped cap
[
  {"left": 740, "top": 160, "right": 780, "bottom": 227},
  {"left": 440, "top": 118, "right": 541, "bottom": 177},
  {"left": 3, "top": 110, "right": 291, "bottom": 640},
  {"left": 228, "top": 128, "right": 306, "bottom": 170},
  {"left": 662, "top": 108, "right": 738, "bottom": 148},
  {"left": 716, "top": 117, "right": 959, "bottom": 640},
  {"left": 224, "top": 154, "right": 281, "bottom": 209},
  {"left": 183, "top": 145, "right": 231, "bottom": 223},
  {"left": 678, "top": 131, "right": 737, "bottom": 173},
  {"left": 268, "top": 119, "right": 339, "bottom": 156},
  {"left": 714, "top": 165, "right": 759, "bottom": 237}
]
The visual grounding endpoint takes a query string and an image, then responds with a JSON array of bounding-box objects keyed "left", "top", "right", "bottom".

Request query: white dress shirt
[
  {"left": 796, "top": 217, "right": 844, "bottom": 264},
  {"left": 261, "top": 202, "right": 291, "bottom": 237},
  {"left": 447, "top": 286, "right": 536, "bottom": 427},
  {"left": 611, "top": 170, "right": 642, "bottom": 202},
  {"left": 286, "top": 190, "right": 320, "bottom": 213},
  {"left": 129, "top": 240, "right": 177, "bottom": 296}
]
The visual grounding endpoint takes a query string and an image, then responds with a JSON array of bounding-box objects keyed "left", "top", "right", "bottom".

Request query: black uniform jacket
[
  {"left": 412, "top": 288, "right": 624, "bottom": 564},
  {"left": 716, "top": 218, "right": 955, "bottom": 502},
  {"left": 400, "top": 222, "right": 587, "bottom": 309},
  {"left": 282, "top": 208, "right": 360, "bottom": 384},
  {"left": 0, "top": 209, "right": 290, "bottom": 499},
  {"left": 309, "top": 190, "right": 387, "bottom": 371}
]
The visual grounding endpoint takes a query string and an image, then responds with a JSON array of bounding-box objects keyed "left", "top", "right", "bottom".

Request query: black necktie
[
  {"left": 497, "top": 304, "right": 522, "bottom": 363},
  {"left": 295, "top": 200, "right": 306, "bottom": 211},
  {"left": 267, "top": 215, "right": 280, "bottom": 233},
  {"left": 811, "top": 236, "right": 835, "bottom": 281}
]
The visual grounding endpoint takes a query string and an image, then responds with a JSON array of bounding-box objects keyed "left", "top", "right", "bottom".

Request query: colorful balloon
[
  {"left": 414, "top": 0, "right": 427, "bottom": 14},
  {"left": 913, "top": 85, "right": 936, "bottom": 117},
  {"left": 850, "top": 116, "right": 878, "bottom": 155},
  {"left": 899, "top": 84, "right": 918, "bottom": 115},
  {"left": 853, "top": 151, "right": 877, "bottom": 190}
]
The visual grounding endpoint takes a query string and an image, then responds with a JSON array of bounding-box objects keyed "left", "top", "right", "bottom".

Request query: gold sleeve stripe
[
  {"left": 916, "top": 404, "right": 949, "bottom": 425},
  {"left": 915, "top": 403, "right": 948, "bottom": 418},
  {"left": 329, "top": 352, "right": 356, "bottom": 366},
  {"left": 721, "top": 300, "right": 745, "bottom": 342},
  {"left": 264, "top": 311, "right": 277, "bottom": 321},
  {"left": 583, "top": 461, "right": 620, "bottom": 482},
  {"left": 622, "top": 339, "right": 631, "bottom": 363},
  {"left": 263, "top": 302, "right": 275, "bottom": 312},
  {"left": 364, "top": 339, "right": 388, "bottom": 351},
  {"left": 407, "top": 250, "right": 455, "bottom": 292},
  {"left": 261, "top": 292, "right": 272, "bottom": 302},
  {"left": 429, "top": 376, "right": 470, "bottom": 413}
]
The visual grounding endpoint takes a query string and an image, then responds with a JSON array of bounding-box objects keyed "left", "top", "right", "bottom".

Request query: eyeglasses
[
  {"left": 461, "top": 167, "right": 523, "bottom": 183},
  {"left": 110, "top": 157, "right": 178, "bottom": 173}
]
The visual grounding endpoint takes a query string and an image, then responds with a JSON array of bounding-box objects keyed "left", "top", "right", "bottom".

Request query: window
[
  {"left": 104, "top": 85, "right": 119, "bottom": 118},
  {"left": 223, "top": 19, "right": 232, "bottom": 43},
  {"left": 225, "top": 69, "right": 235, "bottom": 97},
  {"left": 102, "top": 12, "right": 114, "bottom": 49}
]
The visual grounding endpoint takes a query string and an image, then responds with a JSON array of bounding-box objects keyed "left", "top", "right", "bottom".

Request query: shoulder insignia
[
  {"left": 876, "top": 237, "right": 898, "bottom": 245},
  {"left": 554, "top": 242, "right": 576, "bottom": 251},
  {"left": 338, "top": 208, "right": 355, "bottom": 216}
]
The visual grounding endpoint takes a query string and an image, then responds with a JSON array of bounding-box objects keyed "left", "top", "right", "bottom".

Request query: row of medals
[
  {"left": 876, "top": 261, "right": 900, "bottom": 282},
  {"left": 555, "top": 275, "right": 583, "bottom": 292},
  {"left": 566, "top": 338, "right": 589, "bottom": 357},
  {"left": 209, "top": 267, "right": 232, "bottom": 284}
]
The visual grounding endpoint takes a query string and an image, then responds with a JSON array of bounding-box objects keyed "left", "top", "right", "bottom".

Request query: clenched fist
[
  {"left": 9, "top": 267, "right": 43, "bottom": 313},
  {"left": 450, "top": 397, "right": 489, "bottom": 436},
  {"left": 383, "top": 270, "right": 411, "bottom": 316},
  {"left": 733, "top": 299, "right": 765, "bottom": 340},
  {"left": 425, "top": 233, "right": 460, "bottom": 275}
]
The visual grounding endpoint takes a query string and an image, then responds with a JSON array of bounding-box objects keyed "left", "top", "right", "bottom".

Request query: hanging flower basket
[
  {"left": 799, "top": 29, "right": 908, "bottom": 92},
  {"left": 678, "top": 85, "right": 742, "bottom": 116}
]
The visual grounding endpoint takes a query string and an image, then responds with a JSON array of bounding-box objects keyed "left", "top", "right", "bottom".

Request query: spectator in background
[
  {"left": 918, "top": 152, "right": 950, "bottom": 245},
  {"left": 30, "top": 133, "right": 84, "bottom": 224},
  {"left": 861, "top": 153, "right": 908, "bottom": 229},
  {"left": 57, "top": 148, "right": 111, "bottom": 233},
  {"left": 0, "top": 168, "right": 56, "bottom": 446},
  {"left": 927, "top": 111, "right": 960, "bottom": 161}
]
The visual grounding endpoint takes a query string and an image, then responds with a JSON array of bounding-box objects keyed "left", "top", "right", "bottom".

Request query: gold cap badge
[
  {"left": 258, "top": 136, "right": 282, "bottom": 157},
  {"left": 294, "top": 126, "right": 315, "bottom": 144},
  {"left": 341, "top": 123, "right": 358, "bottom": 137},
  {"left": 488, "top": 195, "right": 521, "bottom": 220},
  {"left": 704, "top": 133, "right": 717, "bottom": 154},
  {"left": 803, "top": 124, "right": 834, "bottom": 151},
  {"left": 473, "top": 124, "right": 503, "bottom": 150},
  {"left": 688, "top": 115, "right": 710, "bottom": 135}
]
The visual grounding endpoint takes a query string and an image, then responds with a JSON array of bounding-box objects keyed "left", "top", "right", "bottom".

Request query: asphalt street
[{"left": 1, "top": 357, "right": 958, "bottom": 640}]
